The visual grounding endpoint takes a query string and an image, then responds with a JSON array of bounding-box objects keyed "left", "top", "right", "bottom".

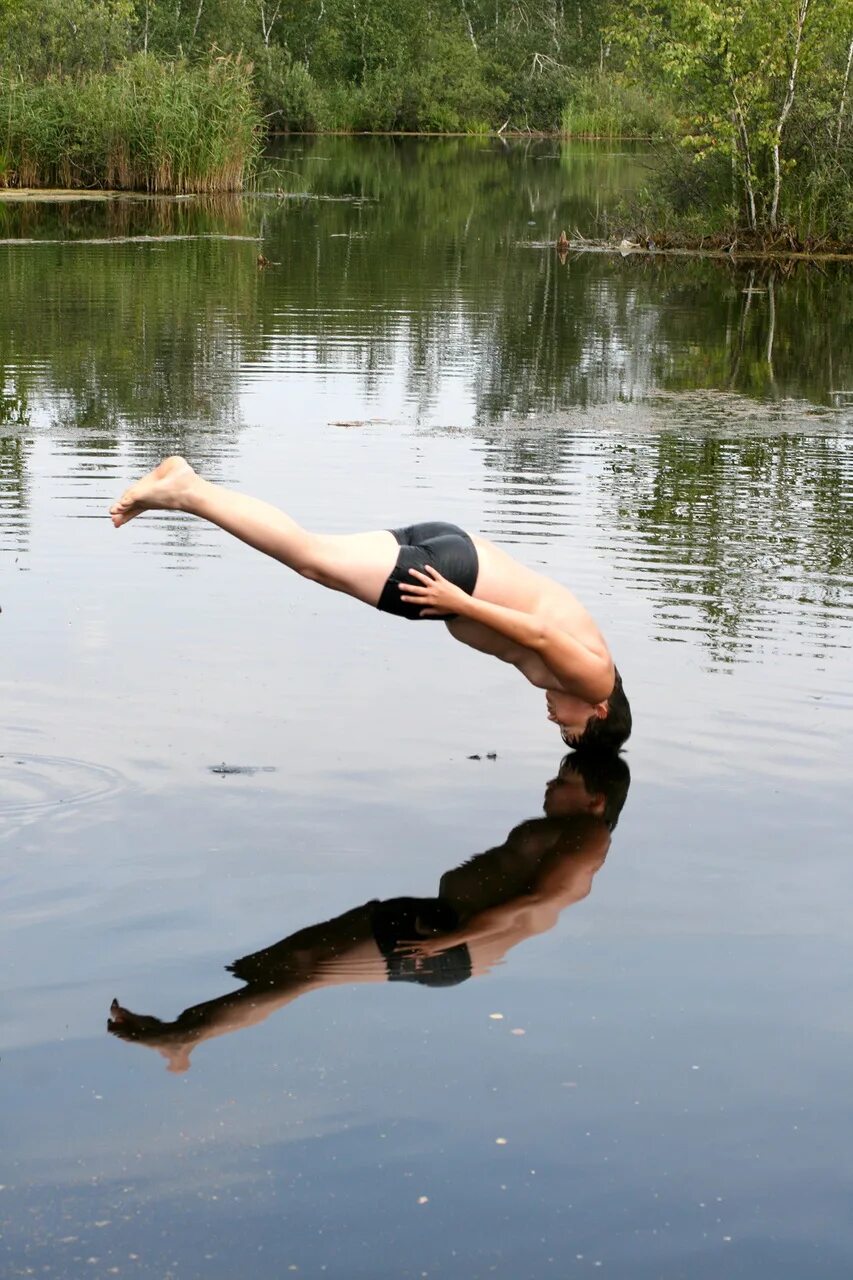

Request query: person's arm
[
  {"left": 395, "top": 899, "right": 538, "bottom": 957},
  {"left": 398, "top": 822, "right": 610, "bottom": 960},
  {"left": 399, "top": 566, "right": 613, "bottom": 701}
]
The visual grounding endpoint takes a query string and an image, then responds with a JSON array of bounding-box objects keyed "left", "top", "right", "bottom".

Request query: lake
[{"left": 2, "top": 138, "right": 852, "bottom": 1279}]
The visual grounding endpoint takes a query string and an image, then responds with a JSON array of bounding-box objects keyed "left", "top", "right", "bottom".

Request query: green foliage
[
  {"left": 611, "top": 0, "right": 853, "bottom": 238},
  {"left": 322, "top": 31, "right": 504, "bottom": 132},
  {"left": 0, "top": 0, "right": 627, "bottom": 135},
  {"left": 0, "top": 56, "right": 262, "bottom": 191},
  {"left": 485, "top": 55, "right": 574, "bottom": 133},
  {"left": 254, "top": 52, "right": 326, "bottom": 132},
  {"left": 560, "top": 72, "right": 680, "bottom": 139},
  {"left": 627, "top": 120, "right": 853, "bottom": 247},
  {"left": 0, "top": 0, "right": 851, "bottom": 235},
  {"left": 0, "top": 0, "right": 136, "bottom": 77}
]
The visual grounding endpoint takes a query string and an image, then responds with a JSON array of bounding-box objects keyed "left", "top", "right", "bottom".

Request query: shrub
[
  {"left": 323, "top": 30, "right": 504, "bottom": 133},
  {"left": 561, "top": 72, "right": 679, "bottom": 139},
  {"left": 254, "top": 50, "right": 327, "bottom": 133}
]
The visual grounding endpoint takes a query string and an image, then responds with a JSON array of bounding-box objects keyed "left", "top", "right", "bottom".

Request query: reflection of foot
[
  {"left": 108, "top": 998, "right": 194, "bottom": 1074},
  {"left": 109, "top": 456, "right": 196, "bottom": 528}
]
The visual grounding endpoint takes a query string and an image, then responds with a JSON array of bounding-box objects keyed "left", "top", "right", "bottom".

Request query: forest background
[{"left": 1, "top": 0, "right": 852, "bottom": 244}]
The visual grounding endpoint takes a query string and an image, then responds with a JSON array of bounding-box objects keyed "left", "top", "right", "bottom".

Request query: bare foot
[
  {"left": 109, "top": 456, "right": 196, "bottom": 528},
  {"left": 108, "top": 999, "right": 195, "bottom": 1074}
]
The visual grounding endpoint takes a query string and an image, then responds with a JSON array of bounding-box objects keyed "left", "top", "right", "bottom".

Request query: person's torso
[{"left": 446, "top": 537, "right": 608, "bottom": 690}]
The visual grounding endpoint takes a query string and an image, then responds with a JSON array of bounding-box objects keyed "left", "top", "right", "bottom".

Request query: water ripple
[{"left": 0, "top": 753, "right": 125, "bottom": 818}]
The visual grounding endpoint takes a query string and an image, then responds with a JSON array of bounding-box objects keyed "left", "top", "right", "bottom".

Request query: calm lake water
[{"left": 2, "top": 138, "right": 852, "bottom": 1279}]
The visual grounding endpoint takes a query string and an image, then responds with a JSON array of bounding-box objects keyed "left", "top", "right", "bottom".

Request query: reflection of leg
[
  {"left": 110, "top": 457, "right": 398, "bottom": 605},
  {"left": 107, "top": 908, "right": 390, "bottom": 1072},
  {"left": 109, "top": 984, "right": 305, "bottom": 1074}
]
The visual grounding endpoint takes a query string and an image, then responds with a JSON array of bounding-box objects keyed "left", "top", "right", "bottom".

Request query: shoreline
[
  {"left": 542, "top": 237, "right": 853, "bottom": 264},
  {"left": 3, "top": 186, "right": 851, "bottom": 263}
]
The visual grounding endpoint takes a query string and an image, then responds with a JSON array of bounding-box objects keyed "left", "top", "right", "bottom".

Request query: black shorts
[
  {"left": 368, "top": 897, "right": 472, "bottom": 989},
  {"left": 376, "top": 521, "right": 479, "bottom": 620}
]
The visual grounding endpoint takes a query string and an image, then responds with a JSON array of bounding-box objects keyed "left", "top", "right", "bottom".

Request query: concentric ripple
[{"left": 0, "top": 752, "right": 124, "bottom": 817}]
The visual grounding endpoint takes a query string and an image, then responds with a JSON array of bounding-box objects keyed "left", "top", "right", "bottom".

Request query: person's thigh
[{"left": 312, "top": 530, "right": 400, "bottom": 605}]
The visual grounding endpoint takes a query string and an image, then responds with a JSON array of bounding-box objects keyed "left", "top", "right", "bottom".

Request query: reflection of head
[
  {"left": 563, "top": 668, "right": 632, "bottom": 755},
  {"left": 558, "top": 749, "right": 631, "bottom": 832}
]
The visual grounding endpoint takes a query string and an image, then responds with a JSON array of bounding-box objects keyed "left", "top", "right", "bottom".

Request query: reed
[
  {"left": 0, "top": 56, "right": 262, "bottom": 193},
  {"left": 560, "top": 72, "right": 679, "bottom": 140}
]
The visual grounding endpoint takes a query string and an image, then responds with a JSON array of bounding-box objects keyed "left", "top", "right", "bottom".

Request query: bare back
[{"left": 446, "top": 536, "right": 610, "bottom": 691}]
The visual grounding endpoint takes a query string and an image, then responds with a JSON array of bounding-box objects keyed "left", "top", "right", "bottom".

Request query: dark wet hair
[
  {"left": 558, "top": 749, "right": 631, "bottom": 831},
  {"left": 563, "top": 668, "right": 632, "bottom": 755}
]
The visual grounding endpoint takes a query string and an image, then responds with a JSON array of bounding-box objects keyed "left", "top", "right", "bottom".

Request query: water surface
[{"left": 2, "top": 138, "right": 852, "bottom": 1279}]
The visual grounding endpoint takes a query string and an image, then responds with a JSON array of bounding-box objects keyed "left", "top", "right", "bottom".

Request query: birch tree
[{"left": 614, "top": 0, "right": 853, "bottom": 234}]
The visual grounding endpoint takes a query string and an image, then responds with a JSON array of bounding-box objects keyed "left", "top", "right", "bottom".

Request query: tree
[
  {"left": 614, "top": 0, "right": 853, "bottom": 235},
  {"left": 0, "top": 0, "right": 136, "bottom": 76}
]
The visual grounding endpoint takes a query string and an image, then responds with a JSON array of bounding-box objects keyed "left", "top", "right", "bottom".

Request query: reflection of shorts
[
  {"left": 377, "top": 522, "right": 479, "bottom": 620},
  {"left": 368, "top": 897, "right": 472, "bottom": 989}
]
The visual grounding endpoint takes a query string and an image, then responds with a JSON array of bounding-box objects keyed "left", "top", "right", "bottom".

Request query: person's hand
[
  {"left": 398, "top": 565, "right": 468, "bottom": 616},
  {"left": 394, "top": 935, "right": 453, "bottom": 959}
]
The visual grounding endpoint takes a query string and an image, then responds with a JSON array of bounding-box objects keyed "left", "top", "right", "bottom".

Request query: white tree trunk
[
  {"left": 260, "top": 0, "right": 284, "bottom": 48},
  {"left": 730, "top": 87, "right": 758, "bottom": 231},
  {"left": 836, "top": 35, "right": 853, "bottom": 154},
  {"left": 769, "top": 0, "right": 811, "bottom": 232},
  {"left": 190, "top": 0, "right": 205, "bottom": 47},
  {"left": 460, "top": 0, "right": 478, "bottom": 48}
]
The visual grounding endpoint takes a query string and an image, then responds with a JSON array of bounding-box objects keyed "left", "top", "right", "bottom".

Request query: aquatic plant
[{"left": 0, "top": 56, "right": 262, "bottom": 193}]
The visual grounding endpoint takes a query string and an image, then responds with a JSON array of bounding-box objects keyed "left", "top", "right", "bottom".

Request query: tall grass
[
  {"left": 0, "top": 56, "right": 262, "bottom": 193},
  {"left": 560, "top": 72, "right": 679, "bottom": 140}
]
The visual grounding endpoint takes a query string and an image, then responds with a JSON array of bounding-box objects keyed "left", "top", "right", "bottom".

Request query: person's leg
[{"left": 109, "top": 456, "right": 398, "bottom": 605}]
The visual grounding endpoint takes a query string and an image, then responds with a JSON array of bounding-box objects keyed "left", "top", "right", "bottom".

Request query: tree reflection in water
[{"left": 1, "top": 139, "right": 850, "bottom": 647}]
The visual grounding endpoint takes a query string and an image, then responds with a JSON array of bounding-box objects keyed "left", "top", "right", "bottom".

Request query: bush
[
  {"left": 484, "top": 54, "right": 574, "bottom": 132},
  {"left": 561, "top": 72, "right": 679, "bottom": 139},
  {"left": 783, "top": 112, "right": 853, "bottom": 245},
  {"left": 622, "top": 113, "right": 853, "bottom": 248},
  {"left": 0, "top": 55, "right": 262, "bottom": 192},
  {"left": 322, "top": 31, "right": 504, "bottom": 133},
  {"left": 254, "top": 50, "right": 327, "bottom": 133}
]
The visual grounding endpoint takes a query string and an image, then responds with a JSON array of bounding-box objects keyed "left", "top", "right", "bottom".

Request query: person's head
[
  {"left": 547, "top": 669, "right": 632, "bottom": 755},
  {"left": 546, "top": 749, "right": 631, "bottom": 831}
]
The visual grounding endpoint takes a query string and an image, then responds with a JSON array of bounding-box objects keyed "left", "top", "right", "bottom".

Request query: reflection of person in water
[
  {"left": 110, "top": 458, "right": 631, "bottom": 751},
  {"left": 108, "top": 752, "right": 630, "bottom": 1073}
]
